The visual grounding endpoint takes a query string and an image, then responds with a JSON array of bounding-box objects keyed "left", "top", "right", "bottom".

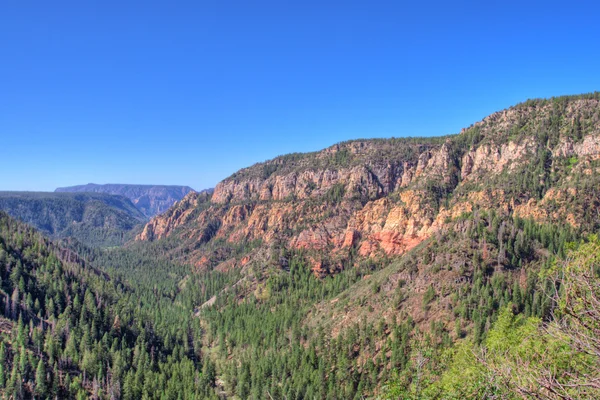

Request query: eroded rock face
[
  {"left": 342, "top": 229, "right": 360, "bottom": 248},
  {"left": 212, "top": 140, "right": 463, "bottom": 205},
  {"left": 514, "top": 187, "right": 582, "bottom": 228},
  {"left": 460, "top": 137, "right": 538, "bottom": 181},
  {"left": 213, "top": 166, "right": 385, "bottom": 204},
  {"left": 137, "top": 192, "right": 204, "bottom": 241},
  {"left": 554, "top": 134, "right": 600, "bottom": 158},
  {"left": 346, "top": 190, "right": 437, "bottom": 257},
  {"left": 137, "top": 98, "right": 600, "bottom": 276}
]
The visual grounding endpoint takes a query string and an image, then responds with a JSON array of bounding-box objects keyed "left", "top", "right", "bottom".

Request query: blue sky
[{"left": 1, "top": 1, "right": 599, "bottom": 191}]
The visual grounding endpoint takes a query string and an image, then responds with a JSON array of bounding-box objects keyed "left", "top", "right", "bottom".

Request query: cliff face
[
  {"left": 210, "top": 140, "right": 457, "bottom": 204},
  {"left": 137, "top": 95, "right": 600, "bottom": 274},
  {"left": 137, "top": 191, "right": 209, "bottom": 241},
  {"left": 56, "top": 183, "right": 198, "bottom": 217}
]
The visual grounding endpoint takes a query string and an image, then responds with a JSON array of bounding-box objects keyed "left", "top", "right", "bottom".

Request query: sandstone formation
[{"left": 136, "top": 97, "right": 600, "bottom": 276}]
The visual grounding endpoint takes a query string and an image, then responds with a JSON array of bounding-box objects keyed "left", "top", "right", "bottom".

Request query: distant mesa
[{"left": 55, "top": 183, "right": 207, "bottom": 217}]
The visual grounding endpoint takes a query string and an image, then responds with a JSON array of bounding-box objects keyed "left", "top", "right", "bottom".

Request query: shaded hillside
[
  {"left": 0, "top": 192, "right": 146, "bottom": 247},
  {"left": 55, "top": 183, "right": 197, "bottom": 217},
  {"left": 0, "top": 211, "right": 217, "bottom": 399}
]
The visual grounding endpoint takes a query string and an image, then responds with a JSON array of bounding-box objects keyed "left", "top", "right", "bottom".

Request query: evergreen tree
[{"left": 34, "top": 358, "right": 47, "bottom": 397}]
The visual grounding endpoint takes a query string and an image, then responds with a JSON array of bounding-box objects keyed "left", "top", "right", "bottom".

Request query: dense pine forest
[
  {"left": 2, "top": 209, "right": 599, "bottom": 399},
  {"left": 0, "top": 212, "right": 219, "bottom": 399},
  {"left": 1, "top": 94, "right": 600, "bottom": 399}
]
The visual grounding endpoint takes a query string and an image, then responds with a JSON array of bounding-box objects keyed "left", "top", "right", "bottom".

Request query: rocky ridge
[{"left": 137, "top": 95, "right": 600, "bottom": 276}]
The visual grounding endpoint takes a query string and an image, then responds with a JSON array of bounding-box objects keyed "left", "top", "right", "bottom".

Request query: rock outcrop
[{"left": 137, "top": 191, "right": 207, "bottom": 241}]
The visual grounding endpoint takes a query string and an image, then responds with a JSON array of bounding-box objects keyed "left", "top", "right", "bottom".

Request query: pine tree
[
  {"left": 18, "top": 346, "right": 28, "bottom": 377},
  {"left": 0, "top": 342, "right": 6, "bottom": 388},
  {"left": 511, "top": 280, "right": 522, "bottom": 311},
  {"left": 34, "top": 358, "right": 47, "bottom": 397}
]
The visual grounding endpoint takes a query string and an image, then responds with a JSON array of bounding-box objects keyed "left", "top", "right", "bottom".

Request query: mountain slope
[
  {"left": 0, "top": 191, "right": 146, "bottom": 247},
  {"left": 55, "top": 183, "right": 196, "bottom": 217},
  {"left": 138, "top": 93, "right": 600, "bottom": 270},
  {"left": 130, "top": 93, "right": 600, "bottom": 397}
]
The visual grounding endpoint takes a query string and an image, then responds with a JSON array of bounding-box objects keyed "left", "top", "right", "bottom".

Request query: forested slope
[
  {"left": 0, "top": 192, "right": 146, "bottom": 247},
  {"left": 55, "top": 184, "right": 197, "bottom": 218},
  {"left": 127, "top": 93, "right": 600, "bottom": 398},
  {"left": 0, "top": 211, "right": 217, "bottom": 399}
]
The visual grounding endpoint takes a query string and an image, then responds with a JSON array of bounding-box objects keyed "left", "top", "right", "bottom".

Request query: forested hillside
[
  {"left": 132, "top": 93, "right": 600, "bottom": 399},
  {"left": 0, "top": 192, "right": 146, "bottom": 247},
  {"left": 2, "top": 93, "right": 600, "bottom": 399},
  {"left": 55, "top": 184, "right": 198, "bottom": 218},
  {"left": 388, "top": 236, "right": 600, "bottom": 399}
]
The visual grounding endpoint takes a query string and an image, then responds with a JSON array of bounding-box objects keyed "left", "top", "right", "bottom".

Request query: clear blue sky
[{"left": 2, "top": 1, "right": 599, "bottom": 191}]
